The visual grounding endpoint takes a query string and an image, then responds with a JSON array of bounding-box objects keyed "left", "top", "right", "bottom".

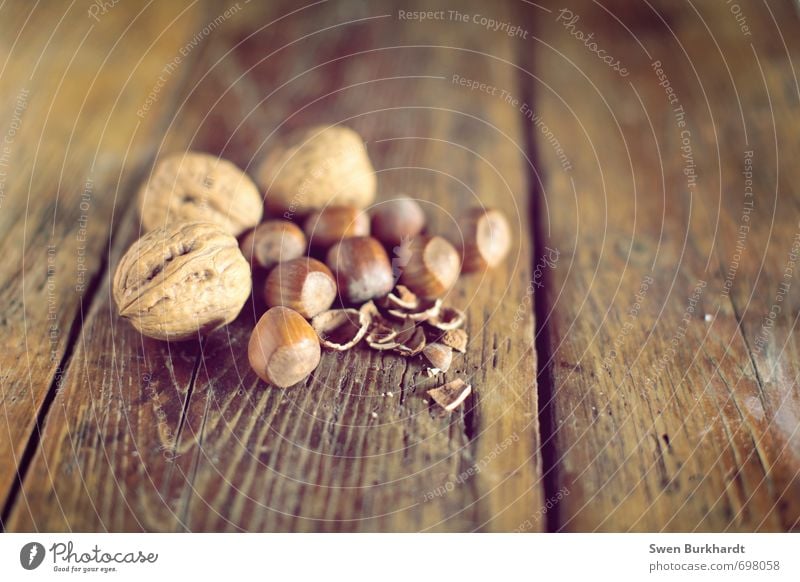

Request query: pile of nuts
[{"left": 113, "top": 125, "right": 510, "bottom": 411}]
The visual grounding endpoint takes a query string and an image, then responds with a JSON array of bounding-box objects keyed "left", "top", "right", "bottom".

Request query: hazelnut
[
  {"left": 248, "top": 306, "right": 321, "bottom": 388},
  {"left": 399, "top": 235, "right": 461, "bottom": 299},
  {"left": 264, "top": 257, "right": 337, "bottom": 318},
  {"left": 371, "top": 196, "right": 426, "bottom": 247},
  {"left": 458, "top": 208, "right": 511, "bottom": 272},
  {"left": 113, "top": 221, "right": 251, "bottom": 341},
  {"left": 138, "top": 152, "right": 263, "bottom": 236},
  {"left": 326, "top": 236, "right": 394, "bottom": 304},
  {"left": 304, "top": 206, "right": 370, "bottom": 250},
  {"left": 257, "top": 125, "right": 376, "bottom": 215},
  {"left": 240, "top": 220, "right": 306, "bottom": 270}
]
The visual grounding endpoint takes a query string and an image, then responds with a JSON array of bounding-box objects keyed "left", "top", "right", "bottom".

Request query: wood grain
[
  {"left": 0, "top": 0, "right": 206, "bottom": 526},
  {"left": 524, "top": 0, "right": 800, "bottom": 531},
  {"left": 6, "top": 0, "right": 543, "bottom": 531}
]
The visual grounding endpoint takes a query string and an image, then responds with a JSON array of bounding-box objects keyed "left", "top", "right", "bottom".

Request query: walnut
[
  {"left": 256, "top": 125, "right": 376, "bottom": 216},
  {"left": 138, "top": 152, "right": 263, "bottom": 236},
  {"left": 113, "top": 221, "right": 252, "bottom": 341}
]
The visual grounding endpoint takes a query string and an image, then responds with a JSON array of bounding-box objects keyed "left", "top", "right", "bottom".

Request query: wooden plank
[
  {"left": 0, "top": 1, "right": 206, "bottom": 526},
  {"left": 7, "top": 0, "right": 542, "bottom": 531},
  {"left": 681, "top": 0, "right": 800, "bottom": 533},
  {"left": 524, "top": 0, "right": 800, "bottom": 531},
  {"left": 169, "top": 0, "right": 542, "bottom": 533}
]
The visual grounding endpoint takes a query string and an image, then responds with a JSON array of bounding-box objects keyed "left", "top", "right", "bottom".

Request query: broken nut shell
[
  {"left": 427, "top": 305, "right": 466, "bottom": 331},
  {"left": 311, "top": 306, "right": 371, "bottom": 351},
  {"left": 422, "top": 342, "right": 453, "bottom": 374},
  {"left": 427, "top": 379, "right": 472, "bottom": 412}
]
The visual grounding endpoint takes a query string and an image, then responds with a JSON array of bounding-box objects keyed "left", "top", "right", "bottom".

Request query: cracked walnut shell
[
  {"left": 138, "top": 152, "right": 263, "bottom": 236},
  {"left": 113, "top": 221, "right": 252, "bottom": 341}
]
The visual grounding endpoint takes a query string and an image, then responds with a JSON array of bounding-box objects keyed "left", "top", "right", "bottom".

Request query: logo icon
[{"left": 20, "top": 542, "right": 45, "bottom": 570}]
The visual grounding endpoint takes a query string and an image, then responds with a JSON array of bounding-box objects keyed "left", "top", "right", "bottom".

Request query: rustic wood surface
[
  {"left": 0, "top": 0, "right": 797, "bottom": 532},
  {"left": 525, "top": 0, "right": 800, "bottom": 531}
]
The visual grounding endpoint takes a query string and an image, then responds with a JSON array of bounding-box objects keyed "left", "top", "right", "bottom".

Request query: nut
[
  {"left": 311, "top": 305, "right": 370, "bottom": 351},
  {"left": 240, "top": 220, "right": 306, "bottom": 270},
  {"left": 365, "top": 310, "right": 401, "bottom": 348},
  {"left": 248, "top": 306, "right": 321, "bottom": 388},
  {"left": 257, "top": 125, "right": 376, "bottom": 215},
  {"left": 304, "top": 205, "right": 370, "bottom": 250},
  {"left": 264, "top": 257, "right": 337, "bottom": 319},
  {"left": 399, "top": 235, "right": 461, "bottom": 299},
  {"left": 138, "top": 152, "right": 263, "bottom": 236},
  {"left": 113, "top": 221, "right": 251, "bottom": 341},
  {"left": 326, "top": 236, "right": 394, "bottom": 304},
  {"left": 371, "top": 196, "right": 426, "bottom": 247},
  {"left": 458, "top": 207, "right": 511, "bottom": 272}
]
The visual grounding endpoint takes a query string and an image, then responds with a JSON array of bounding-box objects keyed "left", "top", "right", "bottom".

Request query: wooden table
[{"left": 1, "top": 0, "right": 798, "bottom": 532}]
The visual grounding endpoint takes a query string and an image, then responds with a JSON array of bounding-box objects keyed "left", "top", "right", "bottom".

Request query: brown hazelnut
[
  {"left": 371, "top": 196, "right": 426, "bottom": 247},
  {"left": 326, "top": 236, "right": 394, "bottom": 304},
  {"left": 248, "top": 306, "right": 321, "bottom": 388},
  {"left": 303, "top": 206, "right": 370, "bottom": 250},
  {"left": 399, "top": 235, "right": 461, "bottom": 299},
  {"left": 458, "top": 208, "right": 511, "bottom": 272},
  {"left": 240, "top": 220, "right": 306, "bottom": 270},
  {"left": 264, "top": 257, "right": 337, "bottom": 318}
]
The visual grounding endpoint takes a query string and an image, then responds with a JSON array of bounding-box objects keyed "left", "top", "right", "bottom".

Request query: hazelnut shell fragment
[
  {"left": 311, "top": 306, "right": 370, "bottom": 351},
  {"left": 377, "top": 285, "right": 419, "bottom": 311},
  {"left": 394, "top": 326, "right": 426, "bottom": 357},
  {"left": 438, "top": 328, "right": 468, "bottom": 353},
  {"left": 365, "top": 316, "right": 401, "bottom": 349},
  {"left": 422, "top": 342, "right": 453, "bottom": 374},
  {"left": 427, "top": 379, "right": 472, "bottom": 412},
  {"left": 387, "top": 298, "right": 442, "bottom": 322},
  {"left": 427, "top": 306, "right": 466, "bottom": 331}
]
